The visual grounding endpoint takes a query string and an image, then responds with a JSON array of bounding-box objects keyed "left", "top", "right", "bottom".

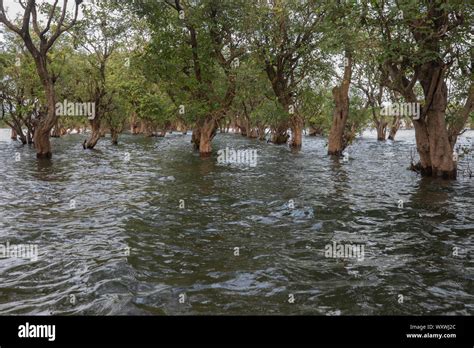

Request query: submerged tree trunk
[
  {"left": 51, "top": 120, "right": 61, "bottom": 138},
  {"left": 388, "top": 116, "right": 401, "bottom": 140},
  {"left": 271, "top": 122, "right": 289, "bottom": 144},
  {"left": 34, "top": 126, "right": 52, "bottom": 159},
  {"left": 328, "top": 51, "right": 352, "bottom": 156},
  {"left": 239, "top": 124, "right": 247, "bottom": 136},
  {"left": 257, "top": 124, "right": 266, "bottom": 141},
  {"left": 199, "top": 117, "right": 217, "bottom": 156},
  {"left": 413, "top": 64, "right": 456, "bottom": 178},
  {"left": 26, "top": 129, "right": 33, "bottom": 144},
  {"left": 271, "top": 132, "right": 289, "bottom": 144},
  {"left": 375, "top": 120, "right": 387, "bottom": 141},
  {"left": 9, "top": 123, "right": 27, "bottom": 144},
  {"left": 235, "top": 115, "right": 249, "bottom": 137},
  {"left": 18, "top": 133, "right": 28, "bottom": 145},
  {"left": 289, "top": 114, "right": 303, "bottom": 148},
  {"left": 84, "top": 118, "right": 101, "bottom": 149},
  {"left": 34, "top": 83, "right": 56, "bottom": 159},
  {"left": 34, "top": 118, "right": 53, "bottom": 158},
  {"left": 143, "top": 122, "right": 154, "bottom": 137},
  {"left": 130, "top": 112, "right": 140, "bottom": 135},
  {"left": 191, "top": 125, "right": 201, "bottom": 150},
  {"left": 12, "top": 126, "right": 28, "bottom": 145},
  {"left": 111, "top": 129, "right": 119, "bottom": 145},
  {"left": 247, "top": 128, "right": 258, "bottom": 138},
  {"left": 308, "top": 125, "right": 323, "bottom": 136},
  {"left": 100, "top": 127, "right": 107, "bottom": 138}
]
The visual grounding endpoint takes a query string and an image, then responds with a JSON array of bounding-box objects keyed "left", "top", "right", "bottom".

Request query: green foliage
[
  {"left": 1, "top": 0, "right": 471, "bottom": 145},
  {"left": 298, "top": 86, "right": 334, "bottom": 134}
]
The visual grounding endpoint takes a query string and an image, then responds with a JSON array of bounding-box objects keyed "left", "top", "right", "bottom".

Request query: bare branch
[
  {"left": 47, "top": 0, "right": 82, "bottom": 51},
  {"left": 41, "top": 0, "right": 59, "bottom": 36}
]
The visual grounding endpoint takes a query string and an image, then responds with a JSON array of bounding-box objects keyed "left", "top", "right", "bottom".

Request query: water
[{"left": 0, "top": 129, "right": 472, "bottom": 315}]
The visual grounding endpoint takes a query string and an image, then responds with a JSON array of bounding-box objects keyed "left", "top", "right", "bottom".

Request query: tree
[
  {"left": 368, "top": 0, "right": 473, "bottom": 178},
  {"left": 353, "top": 55, "right": 387, "bottom": 141},
  {"left": 132, "top": 0, "right": 248, "bottom": 156},
  {"left": 325, "top": 0, "right": 365, "bottom": 155},
  {"left": 0, "top": 39, "right": 41, "bottom": 144},
  {"left": 0, "top": 0, "right": 82, "bottom": 158},
  {"left": 71, "top": 0, "right": 127, "bottom": 149},
  {"left": 327, "top": 49, "right": 353, "bottom": 155},
  {"left": 250, "top": 0, "right": 327, "bottom": 147},
  {"left": 299, "top": 86, "right": 333, "bottom": 136},
  {"left": 387, "top": 90, "right": 403, "bottom": 140},
  {"left": 230, "top": 57, "right": 274, "bottom": 140}
]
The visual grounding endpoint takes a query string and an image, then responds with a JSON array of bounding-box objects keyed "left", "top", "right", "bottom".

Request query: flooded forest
[{"left": 0, "top": 0, "right": 473, "bottom": 315}]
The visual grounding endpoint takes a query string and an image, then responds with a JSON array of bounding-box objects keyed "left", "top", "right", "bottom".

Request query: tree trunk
[
  {"left": 191, "top": 125, "right": 201, "bottom": 150},
  {"left": 84, "top": 118, "right": 101, "bottom": 149},
  {"left": 387, "top": 116, "right": 401, "bottom": 140},
  {"left": 271, "top": 131, "right": 289, "bottom": 144},
  {"left": 111, "top": 129, "right": 119, "bottom": 145},
  {"left": 138, "top": 121, "right": 146, "bottom": 135},
  {"left": 257, "top": 124, "right": 266, "bottom": 141},
  {"left": 130, "top": 112, "right": 139, "bottom": 135},
  {"left": 247, "top": 127, "right": 258, "bottom": 138},
  {"left": 328, "top": 85, "right": 350, "bottom": 155},
  {"left": 144, "top": 122, "right": 155, "bottom": 137},
  {"left": 414, "top": 64, "right": 456, "bottom": 178},
  {"left": 328, "top": 51, "right": 352, "bottom": 156},
  {"left": 11, "top": 128, "right": 17, "bottom": 140},
  {"left": 18, "top": 132, "right": 27, "bottom": 145},
  {"left": 10, "top": 124, "right": 27, "bottom": 144},
  {"left": 22, "top": 124, "right": 34, "bottom": 144},
  {"left": 34, "top": 127, "right": 52, "bottom": 159},
  {"left": 271, "top": 121, "right": 289, "bottom": 144},
  {"left": 34, "top": 83, "right": 56, "bottom": 159},
  {"left": 375, "top": 120, "right": 387, "bottom": 141},
  {"left": 289, "top": 114, "right": 303, "bottom": 148},
  {"left": 26, "top": 130, "right": 33, "bottom": 144},
  {"left": 19, "top": 134, "right": 27, "bottom": 145},
  {"left": 426, "top": 109, "right": 455, "bottom": 178},
  {"left": 236, "top": 117, "right": 248, "bottom": 136},
  {"left": 199, "top": 117, "right": 217, "bottom": 156},
  {"left": 308, "top": 125, "right": 323, "bottom": 136},
  {"left": 51, "top": 120, "right": 61, "bottom": 138},
  {"left": 15, "top": 128, "right": 27, "bottom": 144}
]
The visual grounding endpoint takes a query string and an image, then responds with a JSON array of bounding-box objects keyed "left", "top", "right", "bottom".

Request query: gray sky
[{"left": 1, "top": 0, "right": 86, "bottom": 43}]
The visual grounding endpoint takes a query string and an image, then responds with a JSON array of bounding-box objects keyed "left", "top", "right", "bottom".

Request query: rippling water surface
[{"left": 0, "top": 129, "right": 472, "bottom": 315}]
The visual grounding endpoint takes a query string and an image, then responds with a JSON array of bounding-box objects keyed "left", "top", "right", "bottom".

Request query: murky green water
[{"left": 0, "top": 129, "right": 472, "bottom": 315}]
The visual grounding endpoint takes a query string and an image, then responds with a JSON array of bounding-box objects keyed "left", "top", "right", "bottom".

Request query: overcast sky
[{"left": 1, "top": 0, "right": 86, "bottom": 43}]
